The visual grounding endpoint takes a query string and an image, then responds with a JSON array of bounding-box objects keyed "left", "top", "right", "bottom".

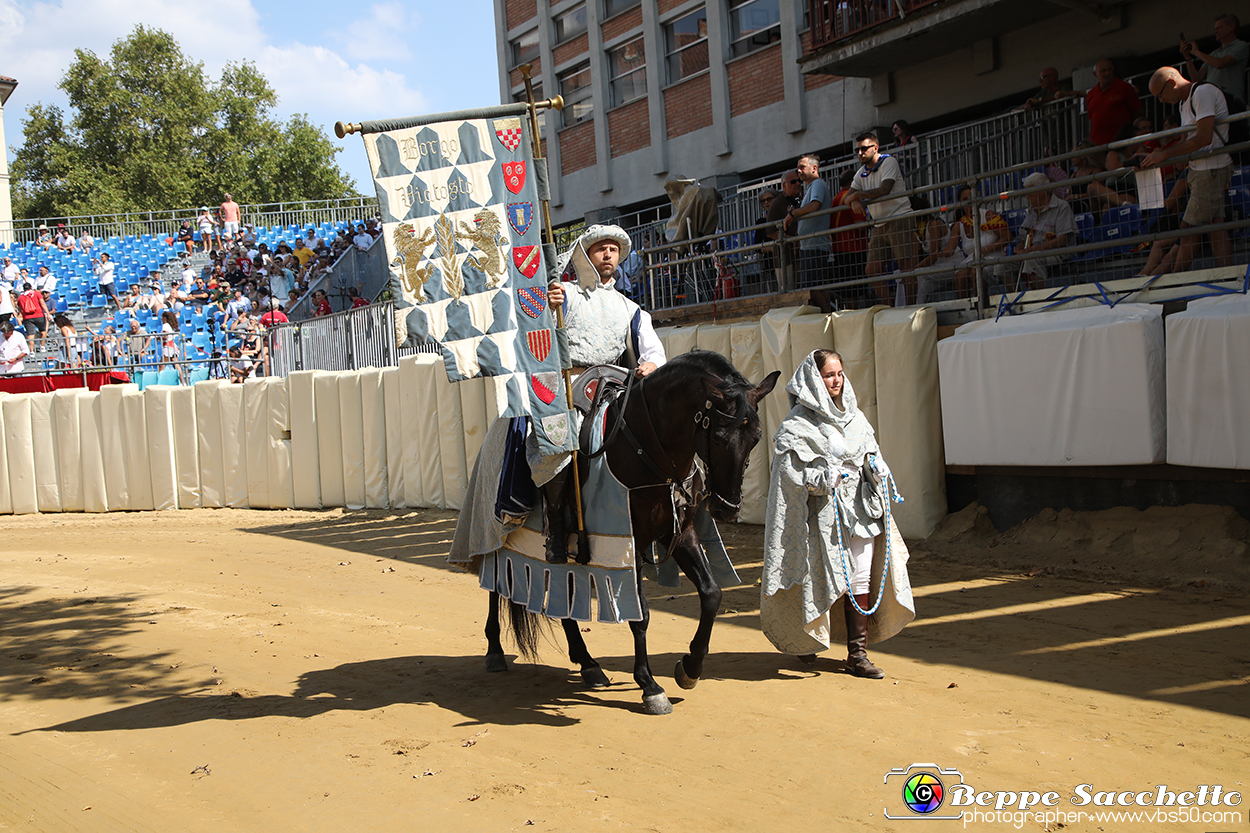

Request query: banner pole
[{"left": 519, "top": 64, "right": 589, "bottom": 562}]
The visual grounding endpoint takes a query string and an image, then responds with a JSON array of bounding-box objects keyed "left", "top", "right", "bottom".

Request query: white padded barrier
[
  {"left": 267, "top": 377, "right": 294, "bottom": 509},
  {"left": 78, "top": 392, "right": 107, "bottom": 513},
  {"left": 1166, "top": 295, "right": 1250, "bottom": 469},
  {"left": 788, "top": 312, "right": 836, "bottom": 365},
  {"left": 411, "top": 355, "right": 445, "bottom": 509},
  {"left": 398, "top": 356, "right": 428, "bottom": 508},
  {"left": 382, "top": 368, "right": 406, "bottom": 508},
  {"left": 121, "top": 386, "right": 153, "bottom": 511},
  {"left": 359, "top": 368, "right": 389, "bottom": 509},
  {"left": 434, "top": 361, "right": 467, "bottom": 510},
  {"left": 244, "top": 378, "right": 272, "bottom": 509},
  {"left": 314, "top": 370, "right": 346, "bottom": 509},
  {"left": 0, "top": 394, "right": 10, "bottom": 514},
  {"left": 694, "top": 322, "right": 732, "bottom": 360},
  {"left": 759, "top": 306, "right": 817, "bottom": 450},
  {"left": 170, "top": 385, "right": 201, "bottom": 509},
  {"left": 3, "top": 395, "right": 37, "bottom": 514},
  {"left": 98, "top": 386, "right": 131, "bottom": 510},
  {"left": 29, "top": 392, "right": 61, "bottom": 512},
  {"left": 938, "top": 304, "right": 1166, "bottom": 466},
  {"left": 337, "top": 371, "right": 367, "bottom": 510},
  {"left": 666, "top": 326, "right": 699, "bottom": 359},
  {"left": 288, "top": 370, "right": 321, "bottom": 509},
  {"left": 51, "top": 390, "right": 82, "bottom": 512},
  {"left": 875, "top": 307, "right": 947, "bottom": 539},
  {"left": 194, "top": 380, "right": 227, "bottom": 507},
  {"left": 730, "top": 321, "right": 768, "bottom": 525},
  {"left": 459, "top": 375, "right": 490, "bottom": 486},
  {"left": 143, "top": 386, "right": 179, "bottom": 510},
  {"left": 220, "top": 382, "right": 250, "bottom": 508},
  {"left": 829, "top": 306, "right": 885, "bottom": 432}
]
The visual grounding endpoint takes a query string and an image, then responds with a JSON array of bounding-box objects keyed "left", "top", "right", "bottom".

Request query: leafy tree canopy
[{"left": 11, "top": 26, "right": 358, "bottom": 219}]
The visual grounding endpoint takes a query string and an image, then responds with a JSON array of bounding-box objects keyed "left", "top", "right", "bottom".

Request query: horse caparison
[{"left": 484, "top": 350, "right": 779, "bottom": 715}]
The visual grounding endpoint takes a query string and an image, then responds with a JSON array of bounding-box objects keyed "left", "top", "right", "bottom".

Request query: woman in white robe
[{"left": 760, "top": 349, "right": 914, "bottom": 678}]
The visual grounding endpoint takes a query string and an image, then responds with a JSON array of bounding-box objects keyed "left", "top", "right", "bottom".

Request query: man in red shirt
[
  {"left": 259, "top": 301, "right": 289, "bottom": 328},
  {"left": 348, "top": 287, "right": 370, "bottom": 308},
  {"left": 17, "top": 282, "right": 50, "bottom": 348},
  {"left": 312, "top": 290, "right": 332, "bottom": 317},
  {"left": 1085, "top": 59, "right": 1143, "bottom": 146}
]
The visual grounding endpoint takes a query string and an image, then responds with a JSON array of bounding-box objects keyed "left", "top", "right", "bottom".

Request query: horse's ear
[{"left": 749, "top": 371, "right": 781, "bottom": 407}]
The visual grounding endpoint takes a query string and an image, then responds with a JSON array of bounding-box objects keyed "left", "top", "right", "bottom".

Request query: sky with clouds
[{"left": 1, "top": 0, "right": 503, "bottom": 202}]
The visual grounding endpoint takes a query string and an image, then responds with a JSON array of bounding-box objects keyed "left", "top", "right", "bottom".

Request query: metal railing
[
  {"left": 810, "top": 0, "right": 944, "bottom": 50},
  {"left": 635, "top": 115, "right": 1250, "bottom": 314},
  {"left": 266, "top": 300, "right": 440, "bottom": 376},
  {"left": 7, "top": 197, "right": 379, "bottom": 247},
  {"left": 287, "top": 237, "right": 390, "bottom": 320}
]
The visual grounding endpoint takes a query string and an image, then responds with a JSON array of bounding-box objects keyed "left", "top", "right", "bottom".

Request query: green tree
[{"left": 10, "top": 25, "right": 357, "bottom": 220}]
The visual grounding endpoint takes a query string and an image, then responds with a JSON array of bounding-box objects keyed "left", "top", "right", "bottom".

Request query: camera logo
[{"left": 884, "top": 763, "right": 965, "bottom": 820}]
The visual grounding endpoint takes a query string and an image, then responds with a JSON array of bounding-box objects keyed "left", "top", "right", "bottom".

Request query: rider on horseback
[{"left": 543, "top": 224, "right": 667, "bottom": 563}]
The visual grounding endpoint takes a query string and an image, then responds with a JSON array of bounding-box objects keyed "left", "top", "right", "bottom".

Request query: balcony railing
[{"left": 810, "top": 0, "right": 944, "bottom": 50}]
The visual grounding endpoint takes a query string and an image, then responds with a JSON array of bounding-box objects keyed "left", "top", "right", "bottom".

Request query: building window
[
  {"left": 728, "top": 0, "right": 780, "bottom": 57},
  {"left": 510, "top": 28, "right": 540, "bottom": 67},
  {"left": 608, "top": 37, "right": 647, "bottom": 107},
  {"left": 558, "top": 62, "right": 594, "bottom": 127},
  {"left": 512, "top": 86, "right": 546, "bottom": 133},
  {"left": 604, "top": 0, "right": 640, "bottom": 18},
  {"left": 554, "top": 3, "right": 588, "bottom": 43},
  {"left": 665, "top": 7, "right": 709, "bottom": 85}
]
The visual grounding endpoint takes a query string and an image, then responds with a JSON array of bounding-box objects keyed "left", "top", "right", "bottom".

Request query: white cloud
[{"left": 339, "top": 2, "right": 422, "bottom": 64}]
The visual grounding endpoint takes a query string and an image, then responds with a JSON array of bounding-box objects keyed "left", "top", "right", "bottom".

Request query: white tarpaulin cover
[
  {"left": 144, "top": 386, "right": 179, "bottom": 510},
  {"left": 939, "top": 304, "right": 1166, "bottom": 466},
  {"left": 170, "top": 386, "right": 200, "bottom": 509},
  {"left": 52, "top": 390, "right": 82, "bottom": 512},
  {"left": 121, "top": 386, "right": 154, "bottom": 511},
  {"left": 338, "top": 371, "right": 367, "bottom": 510},
  {"left": 244, "top": 379, "right": 273, "bottom": 509},
  {"left": 29, "top": 392, "right": 60, "bottom": 512},
  {"left": 3, "top": 395, "right": 36, "bottom": 514},
  {"left": 382, "top": 368, "right": 406, "bottom": 508},
  {"left": 194, "top": 381, "right": 227, "bottom": 507},
  {"left": 730, "top": 322, "right": 767, "bottom": 525},
  {"left": 359, "top": 368, "right": 390, "bottom": 509},
  {"left": 1166, "top": 294, "right": 1250, "bottom": 469},
  {"left": 288, "top": 371, "right": 321, "bottom": 509}
]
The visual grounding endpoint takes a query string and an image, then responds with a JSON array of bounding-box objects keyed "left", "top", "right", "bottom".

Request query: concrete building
[
  {"left": 493, "top": 0, "right": 1237, "bottom": 228},
  {"left": 0, "top": 75, "right": 18, "bottom": 246}
]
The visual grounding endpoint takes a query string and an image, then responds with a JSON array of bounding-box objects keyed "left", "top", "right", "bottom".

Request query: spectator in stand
[
  {"left": 85, "top": 324, "right": 117, "bottom": 366},
  {"left": 1, "top": 320, "right": 30, "bottom": 374},
  {"left": 829, "top": 169, "right": 869, "bottom": 292},
  {"left": 17, "top": 282, "right": 50, "bottom": 348},
  {"left": 121, "top": 319, "right": 148, "bottom": 367},
  {"left": 197, "top": 206, "right": 219, "bottom": 253},
  {"left": 788, "top": 153, "right": 832, "bottom": 288},
  {"left": 287, "top": 288, "right": 302, "bottom": 310},
  {"left": 1086, "top": 59, "right": 1143, "bottom": 147},
  {"left": 225, "top": 286, "right": 252, "bottom": 320},
  {"left": 1140, "top": 65, "right": 1234, "bottom": 275},
  {"left": 365, "top": 218, "right": 381, "bottom": 239},
  {"left": 35, "top": 224, "right": 52, "bottom": 250},
  {"left": 765, "top": 171, "right": 803, "bottom": 291},
  {"left": 913, "top": 194, "right": 963, "bottom": 305},
  {"left": 1015, "top": 172, "right": 1077, "bottom": 291},
  {"left": 752, "top": 188, "right": 778, "bottom": 290},
  {"left": 952, "top": 185, "right": 1011, "bottom": 298},
  {"left": 78, "top": 228, "right": 94, "bottom": 252},
  {"left": 292, "top": 238, "right": 315, "bottom": 269},
  {"left": 241, "top": 224, "right": 257, "bottom": 249},
  {"left": 220, "top": 193, "right": 241, "bottom": 242},
  {"left": 0, "top": 279, "right": 15, "bottom": 325},
  {"left": 891, "top": 120, "right": 917, "bottom": 147},
  {"left": 845, "top": 131, "right": 918, "bottom": 305},
  {"left": 353, "top": 223, "right": 374, "bottom": 250},
  {"left": 54, "top": 224, "right": 75, "bottom": 252},
  {"left": 1182, "top": 14, "right": 1248, "bottom": 101},
  {"left": 1, "top": 257, "right": 17, "bottom": 286},
  {"left": 259, "top": 299, "right": 289, "bottom": 328},
  {"left": 177, "top": 219, "right": 195, "bottom": 253},
  {"left": 227, "top": 346, "right": 251, "bottom": 383},
  {"left": 55, "top": 313, "right": 81, "bottom": 366},
  {"left": 312, "top": 289, "right": 332, "bottom": 317},
  {"left": 348, "top": 287, "right": 370, "bottom": 308},
  {"left": 159, "top": 309, "right": 180, "bottom": 372},
  {"left": 1022, "top": 67, "right": 1080, "bottom": 110},
  {"left": 35, "top": 265, "right": 56, "bottom": 295},
  {"left": 304, "top": 228, "right": 322, "bottom": 251}
]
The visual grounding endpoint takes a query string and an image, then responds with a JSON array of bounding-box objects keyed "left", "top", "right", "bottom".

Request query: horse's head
[{"left": 691, "top": 355, "right": 779, "bottom": 522}]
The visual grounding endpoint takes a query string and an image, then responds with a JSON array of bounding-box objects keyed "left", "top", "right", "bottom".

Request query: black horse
[{"left": 484, "top": 350, "right": 779, "bottom": 714}]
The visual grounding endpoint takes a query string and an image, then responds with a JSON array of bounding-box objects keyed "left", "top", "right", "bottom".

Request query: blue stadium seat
[
  {"left": 1103, "top": 204, "right": 1142, "bottom": 234},
  {"left": 91, "top": 294, "right": 107, "bottom": 308},
  {"left": 1231, "top": 167, "right": 1250, "bottom": 190},
  {"left": 1003, "top": 209, "right": 1027, "bottom": 239},
  {"left": 188, "top": 368, "right": 210, "bottom": 385},
  {"left": 157, "top": 367, "right": 181, "bottom": 386},
  {"left": 1074, "top": 212, "right": 1096, "bottom": 241}
]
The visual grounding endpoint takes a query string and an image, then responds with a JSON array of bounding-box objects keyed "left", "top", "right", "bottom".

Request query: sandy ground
[{"left": 1, "top": 505, "right": 1248, "bottom": 832}]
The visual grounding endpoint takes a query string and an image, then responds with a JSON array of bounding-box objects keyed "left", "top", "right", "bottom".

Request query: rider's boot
[
  {"left": 845, "top": 593, "right": 885, "bottom": 679},
  {"left": 543, "top": 468, "right": 572, "bottom": 564}
]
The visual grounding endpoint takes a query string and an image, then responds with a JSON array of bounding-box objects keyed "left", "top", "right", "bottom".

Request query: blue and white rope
[{"left": 835, "top": 468, "right": 904, "bottom": 617}]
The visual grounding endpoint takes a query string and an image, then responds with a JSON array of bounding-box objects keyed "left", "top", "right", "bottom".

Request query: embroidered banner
[{"left": 362, "top": 116, "right": 572, "bottom": 455}]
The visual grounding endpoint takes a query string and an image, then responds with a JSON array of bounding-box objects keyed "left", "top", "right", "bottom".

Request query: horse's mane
[{"left": 654, "top": 349, "right": 754, "bottom": 404}]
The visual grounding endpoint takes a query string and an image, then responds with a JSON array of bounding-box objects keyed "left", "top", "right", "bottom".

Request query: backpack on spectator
[{"left": 1192, "top": 81, "right": 1249, "bottom": 165}]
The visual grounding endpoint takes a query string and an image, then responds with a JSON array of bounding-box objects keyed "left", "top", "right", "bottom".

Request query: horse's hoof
[
  {"left": 581, "top": 666, "right": 611, "bottom": 688},
  {"left": 674, "top": 658, "right": 699, "bottom": 690},
  {"left": 642, "top": 693, "right": 673, "bottom": 715},
  {"left": 485, "top": 653, "right": 508, "bottom": 673}
]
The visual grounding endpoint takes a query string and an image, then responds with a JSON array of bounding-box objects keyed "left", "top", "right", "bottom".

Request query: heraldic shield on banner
[{"left": 362, "top": 114, "right": 573, "bottom": 457}]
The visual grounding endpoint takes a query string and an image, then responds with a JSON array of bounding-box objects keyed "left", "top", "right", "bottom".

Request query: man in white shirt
[
  {"left": 0, "top": 321, "right": 29, "bottom": 374},
  {"left": 1142, "top": 66, "right": 1233, "bottom": 274},
  {"left": 35, "top": 265, "right": 57, "bottom": 295},
  {"left": 845, "top": 130, "right": 918, "bottom": 304},
  {"left": 55, "top": 225, "right": 75, "bottom": 252},
  {"left": 1, "top": 257, "right": 18, "bottom": 285},
  {"left": 94, "top": 252, "right": 119, "bottom": 308}
]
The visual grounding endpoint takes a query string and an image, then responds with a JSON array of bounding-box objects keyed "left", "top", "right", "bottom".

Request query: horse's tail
[{"left": 499, "top": 597, "right": 545, "bottom": 662}]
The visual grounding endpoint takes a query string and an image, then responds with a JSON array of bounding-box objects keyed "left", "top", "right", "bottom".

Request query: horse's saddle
[{"left": 572, "top": 365, "right": 630, "bottom": 456}]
